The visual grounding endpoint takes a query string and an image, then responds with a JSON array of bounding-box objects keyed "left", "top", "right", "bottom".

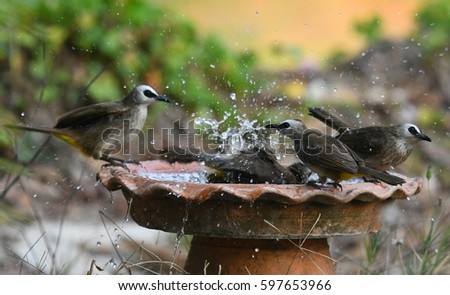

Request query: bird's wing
[
  {"left": 55, "top": 102, "right": 130, "bottom": 129},
  {"left": 210, "top": 154, "right": 291, "bottom": 183},
  {"left": 337, "top": 127, "right": 389, "bottom": 158},
  {"left": 241, "top": 147, "right": 279, "bottom": 163},
  {"left": 301, "top": 131, "right": 359, "bottom": 174}
]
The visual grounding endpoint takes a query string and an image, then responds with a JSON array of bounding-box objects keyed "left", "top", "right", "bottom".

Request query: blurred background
[{"left": 0, "top": 0, "right": 449, "bottom": 274}]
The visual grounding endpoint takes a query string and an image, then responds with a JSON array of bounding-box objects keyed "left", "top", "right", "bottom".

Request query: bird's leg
[
  {"left": 306, "top": 175, "right": 339, "bottom": 190},
  {"left": 305, "top": 180, "right": 342, "bottom": 191},
  {"left": 306, "top": 180, "right": 337, "bottom": 190},
  {"left": 328, "top": 182, "right": 343, "bottom": 191},
  {"left": 100, "top": 155, "right": 129, "bottom": 169},
  {"left": 306, "top": 180, "right": 323, "bottom": 189},
  {"left": 362, "top": 176, "right": 381, "bottom": 184},
  {"left": 123, "top": 158, "right": 142, "bottom": 166}
]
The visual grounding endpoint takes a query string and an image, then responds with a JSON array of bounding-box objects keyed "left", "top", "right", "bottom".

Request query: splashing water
[
  {"left": 194, "top": 110, "right": 266, "bottom": 155},
  {"left": 140, "top": 171, "right": 210, "bottom": 183},
  {"left": 169, "top": 204, "right": 190, "bottom": 274}
]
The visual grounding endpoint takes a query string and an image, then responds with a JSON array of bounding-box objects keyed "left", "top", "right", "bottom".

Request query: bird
[
  {"left": 6, "top": 85, "right": 171, "bottom": 166},
  {"left": 265, "top": 119, "right": 405, "bottom": 188},
  {"left": 308, "top": 107, "right": 432, "bottom": 171},
  {"left": 160, "top": 146, "right": 310, "bottom": 184}
]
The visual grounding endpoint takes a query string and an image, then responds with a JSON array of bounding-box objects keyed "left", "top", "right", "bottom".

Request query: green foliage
[
  {"left": 0, "top": 199, "right": 32, "bottom": 226},
  {"left": 353, "top": 14, "right": 383, "bottom": 45},
  {"left": 415, "top": 0, "right": 450, "bottom": 55},
  {"left": 363, "top": 231, "right": 385, "bottom": 273},
  {"left": 0, "top": 157, "right": 26, "bottom": 175},
  {"left": 360, "top": 215, "right": 450, "bottom": 275},
  {"left": 0, "top": 0, "right": 261, "bottom": 119},
  {"left": 326, "top": 49, "right": 349, "bottom": 67},
  {"left": 402, "top": 217, "right": 450, "bottom": 275}
]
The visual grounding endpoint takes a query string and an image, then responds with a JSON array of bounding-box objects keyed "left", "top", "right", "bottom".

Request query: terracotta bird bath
[{"left": 98, "top": 160, "right": 423, "bottom": 274}]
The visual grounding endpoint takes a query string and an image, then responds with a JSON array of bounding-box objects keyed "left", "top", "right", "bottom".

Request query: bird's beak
[
  {"left": 416, "top": 132, "right": 432, "bottom": 142},
  {"left": 157, "top": 94, "right": 171, "bottom": 103}
]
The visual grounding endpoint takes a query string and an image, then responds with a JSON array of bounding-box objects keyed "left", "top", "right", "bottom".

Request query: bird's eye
[
  {"left": 143, "top": 89, "right": 157, "bottom": 98},
  {"left": 408, "top": 126, "right": 419, "bottom": 135},
  {"left": 279, "top": 122, "right": 291, "bottom": 129}
]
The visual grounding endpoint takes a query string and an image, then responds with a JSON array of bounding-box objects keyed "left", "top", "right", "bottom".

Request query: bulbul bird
[
  {"left": 265, "top": 119, "right": 405, "bottom": 188},
  {"left": 7, "top": 85, "right": 171, "bottom": 166},
  {"left": 308, "top": 107, "right": 432, "bottom": 171},
  {"left": 161, "top": 146, "right": 310, "bottom": 184}
]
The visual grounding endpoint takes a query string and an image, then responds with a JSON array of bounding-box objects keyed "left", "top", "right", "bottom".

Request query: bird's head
[
  {"left": 399, "top": 123, "right": 432, "bottom": 144},
  {"left": 128, "top": 85, "right": 171, "bottom": 105},
  {"left": 265, "top": 119, "right": 307, "bottom": 139}
]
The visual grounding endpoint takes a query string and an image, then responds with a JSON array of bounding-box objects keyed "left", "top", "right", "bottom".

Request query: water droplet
[
  {"left": 229, "top": 92, "right": 236, "bottom": 100},
  {"left": 96, "top": 241, "right": 101, "bottom": 247},
  {"left": 254, "top": 248, "right": 260, "bottom": 253},
  {"left": 210, "top": 64, "right": 215, "bottom": 68}
]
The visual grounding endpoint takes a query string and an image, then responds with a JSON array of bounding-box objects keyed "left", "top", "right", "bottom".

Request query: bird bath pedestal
[{"left": 98, "top": 161, "right": 423, "bottom": 275}]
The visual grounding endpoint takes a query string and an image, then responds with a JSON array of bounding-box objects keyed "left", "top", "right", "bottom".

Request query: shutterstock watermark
[{"left": 99, "top": 118, "right": 349, "bottom": 158}]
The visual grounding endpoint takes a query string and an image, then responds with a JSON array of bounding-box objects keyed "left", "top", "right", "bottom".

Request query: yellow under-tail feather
[{"left": 6, "top": 124, "right": 88, "bottom": 155}]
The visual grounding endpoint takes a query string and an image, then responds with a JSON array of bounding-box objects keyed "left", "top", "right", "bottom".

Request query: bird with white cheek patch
[
  {"left": 308, "top": 107, "right": 432, "bottom": 171},
  {"left": 266, "top": 119, "right": 405, "bottom": 189},
  {"left": 6, "top": 85, "right": 171, "bottom": 167}
]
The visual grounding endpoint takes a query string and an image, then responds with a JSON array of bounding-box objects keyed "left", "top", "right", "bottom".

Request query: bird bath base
[{"left": 185, "top": 237, "right": 332, "bottom": 275}]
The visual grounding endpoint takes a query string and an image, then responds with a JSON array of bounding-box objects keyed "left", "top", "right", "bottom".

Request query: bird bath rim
[{"left": 97, "top": 160, "right": 423, "bottom": 239}]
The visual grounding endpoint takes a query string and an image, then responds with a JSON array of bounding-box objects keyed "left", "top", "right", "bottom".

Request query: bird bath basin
[{"left": 98, "top": 160, "right": 423, "bottom": 274}]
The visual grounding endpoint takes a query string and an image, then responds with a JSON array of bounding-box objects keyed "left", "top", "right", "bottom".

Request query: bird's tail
[
  {"left": 5, "top": 124, "right": 63, "bottom": 136},
  {"left": 358, "top": 166, "right": 405, "bottom": 185},
  {"left": 5, "top": 124, "right": 82, "bottom": 150},
  {"left": 308, "top": 107, "right": 351, "bottom": 133}
]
